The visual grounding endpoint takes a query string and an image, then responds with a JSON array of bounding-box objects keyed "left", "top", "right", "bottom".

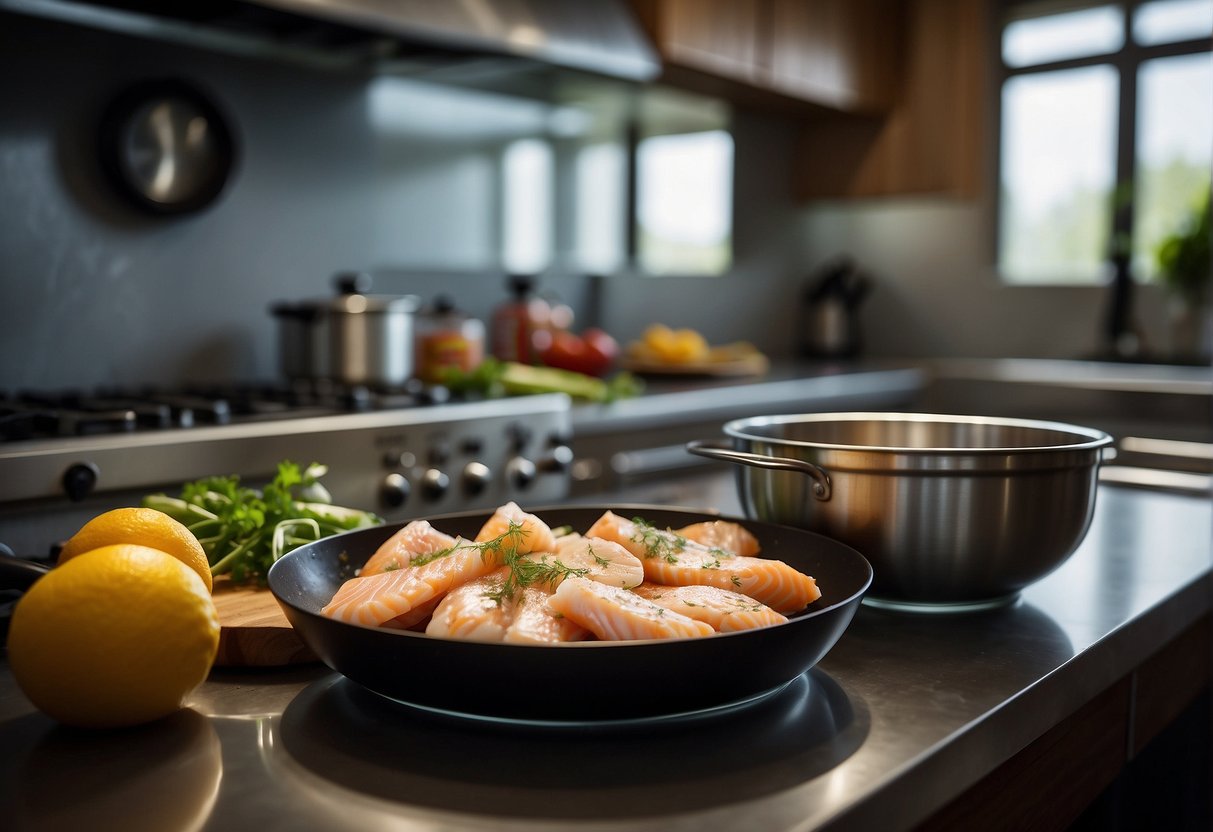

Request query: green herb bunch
[
  {"left": 1157, "top": 190, "right": 1212, "bottom": 308},
  {"left": 143, "top": 461, "right": 382, "bottom": 585}
]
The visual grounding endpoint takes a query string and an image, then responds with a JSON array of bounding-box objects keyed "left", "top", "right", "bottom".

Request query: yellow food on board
[
  {"left": 58, "top": 506, "right": 212, "bottom": 592},
  {"left": 7, "top": 544, "right": 221, "bottom": 729},
  {"left": 628, "top": 324, "right": 765, "bottom": 367},
  {"left": 634, "top": 324, "right": 710, "bottom": 364}
]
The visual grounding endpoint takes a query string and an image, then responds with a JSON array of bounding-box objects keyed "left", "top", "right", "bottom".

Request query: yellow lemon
[
  {"left": 7, "top": 544, "right": 221, "bottom": 729},
  {"left": 642, "top": 324, "right": 711, "bottom": 364},
  {"left": 58, "top": 507, "right": 212, "bottom": 592}
]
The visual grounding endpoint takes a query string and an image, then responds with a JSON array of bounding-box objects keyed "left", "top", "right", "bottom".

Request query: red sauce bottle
[{"left": 491, "top": 275, "right": 550, "bottom": 363}]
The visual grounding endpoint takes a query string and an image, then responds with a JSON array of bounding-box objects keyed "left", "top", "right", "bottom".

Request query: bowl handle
[{"left": 686, "top": 440, "right": 832, "bottom": 501}]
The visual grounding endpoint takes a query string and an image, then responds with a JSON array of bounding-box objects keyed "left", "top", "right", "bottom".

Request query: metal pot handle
[{"left": 686, "top": 439, "right": 832, "bottom": 501}]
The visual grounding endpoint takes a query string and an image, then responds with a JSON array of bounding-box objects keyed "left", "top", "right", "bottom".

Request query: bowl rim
[{"left": 721, "top": 411, "right": 1115, "bottom": 455}]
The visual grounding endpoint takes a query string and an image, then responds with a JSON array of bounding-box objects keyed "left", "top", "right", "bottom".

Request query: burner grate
[{"left": 0, "top": 379, "right": 454, "bottom": 442}]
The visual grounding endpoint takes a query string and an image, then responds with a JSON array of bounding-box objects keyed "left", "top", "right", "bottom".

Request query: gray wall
[
  {"left": 0, "top": 13, "right": 812, "bottom": 391},
  {"left": 0, "top": 13, "right": 1183, "bottom": 395}
]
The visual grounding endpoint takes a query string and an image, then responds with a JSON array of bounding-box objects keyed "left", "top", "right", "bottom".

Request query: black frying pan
[{"left": 267, "top": 505, "right": 872, "bottom": 723}]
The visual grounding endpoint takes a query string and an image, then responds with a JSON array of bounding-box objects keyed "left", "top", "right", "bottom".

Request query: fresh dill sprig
[
  {"left": 630, "top": 517, "right": 686, "bottom": 564},
  {"left": 486, "top": 554, "right": 588, "bottom": 604},
  {"left": 408, "top": 521, "right": 530, "bottom": 567},
  {"left": 589, "top": 544, "right": 612, "bottom": 569}
]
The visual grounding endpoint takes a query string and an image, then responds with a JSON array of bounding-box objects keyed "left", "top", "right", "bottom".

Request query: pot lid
[{"left": 271, "top": 272, "right": 421, "bottom": 315}]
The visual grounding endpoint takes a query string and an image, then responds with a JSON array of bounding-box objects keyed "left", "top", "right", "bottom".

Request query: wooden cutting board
[{"left": 211, "top": 577, "right": 317, "bottom": 667}]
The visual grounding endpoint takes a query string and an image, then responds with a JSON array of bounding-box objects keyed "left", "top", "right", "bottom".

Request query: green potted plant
[{"left": 1155, "top": 190, "right": 1211, "bottom": 360}]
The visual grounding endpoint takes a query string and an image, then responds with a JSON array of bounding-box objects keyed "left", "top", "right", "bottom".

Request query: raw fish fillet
[
  {"left": 321, "top": 538, "right": 500, "bottom": 627},
  {"left": 360, "top": 520, "right": 458, "bottom": 576},
  {"left": 547, "top": 577, "right": 715, "bottom": 641},
  {"left": 475, "top": 502, "right": 557, "bottom": 554},
  {"left": 425, "top": 569, "right": 512, "bottom": 642},
  {"left": 676, "top": 520, "right": 761, "bottom": 556},
  {"left": 505, "top": 585, "right": 589, "bottom": 644},
  {"left": 631, "top": 582, "right": 787, "bottom": 632},
  {"left": 379, "top": 597, "right": 440, "bottom": 631},
  {"left": 545, "top": 534, "right": 644, "bottom": 588},
  {"left": 585, "top": 511, "right": 821, "bottom": 614},
  {"left": 425, "top": 568, "right": 588, "bottom": 644}
]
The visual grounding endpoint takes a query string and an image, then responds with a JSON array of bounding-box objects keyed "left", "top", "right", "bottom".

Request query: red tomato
[
  {"left": 540, "top": 328, "right": 618, "bottom": 377},
  {"left": 581, "top": 328, "right": 619, "bottom": 371}
]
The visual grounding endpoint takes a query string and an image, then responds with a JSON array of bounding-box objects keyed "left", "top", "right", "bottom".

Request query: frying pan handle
[
  {"left": 686, "top": 440, "right": 832, "bottom": 501},
  {"left": 0, "top": 544, "right": 52, "bottom": 591}
]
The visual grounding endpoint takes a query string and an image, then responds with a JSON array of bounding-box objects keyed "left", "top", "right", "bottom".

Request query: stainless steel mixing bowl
[{"left": 688, "top": 412, "right": 1114, "bottom": 610}]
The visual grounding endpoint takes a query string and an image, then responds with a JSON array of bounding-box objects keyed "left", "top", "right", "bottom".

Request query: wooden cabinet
[
  {"left": 631, "top": 0, "right": 767, "bottom": 88},
  {"left": 795, "top": 0, "right": 986, "bottom": 199},
  {"left": 630, "top": 0, "right": 900, "bottom": 116},
  {"left": 631, "top": 0, "right": 986, "bottom": 199},
  {"left": 767, "top": 0, "right": 901, "bottom": 114}
]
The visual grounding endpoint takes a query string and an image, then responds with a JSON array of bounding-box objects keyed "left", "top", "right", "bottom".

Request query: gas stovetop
[
  {"left": 0, "top": 383, "right": 574, "bottom": 555},
  {"left": 0, "top": 379, "right": 456, "bottom": 442}
]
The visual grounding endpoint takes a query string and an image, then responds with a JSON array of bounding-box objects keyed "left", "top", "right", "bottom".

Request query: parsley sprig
[{"left": 142, "top": 461, "right": 381, "bottom": 585}]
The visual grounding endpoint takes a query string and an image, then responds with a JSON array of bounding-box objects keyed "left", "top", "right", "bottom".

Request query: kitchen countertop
[{"left": 0, "top": 481, "right": 1209, "bottom": 831}]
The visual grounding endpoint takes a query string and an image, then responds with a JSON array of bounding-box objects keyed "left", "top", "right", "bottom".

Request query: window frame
[{"left": 995, "top": 0, "right": 1213, "bottom": 285}]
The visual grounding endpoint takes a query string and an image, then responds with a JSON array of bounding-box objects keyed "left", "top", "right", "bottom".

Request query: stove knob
[
  {"left": 421, "top": 468, "right": 450, "bottom": 501},
  {"left": 506, "top": 456, "right": 537, "bottom": 490},
  {"left": 461, "top": 462, "right": 492, "bottom": 497},
  {"left": 62, "top": 462, "right": 99, "bottom": 502},
  {"left": 380, "top": 473, "right": 410, "bottom": 509},
  {"left": 538, "top": 445, "right": 574, "bottom": 473}
]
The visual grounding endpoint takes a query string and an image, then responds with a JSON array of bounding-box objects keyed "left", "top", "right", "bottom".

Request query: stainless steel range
[{"left": 0, "top": 383, "right": 573, "bottom": 556}]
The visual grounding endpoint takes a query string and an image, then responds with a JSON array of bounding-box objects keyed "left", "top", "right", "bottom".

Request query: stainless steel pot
[
  {"left": 269, "top": 301, "right": 327, "bottom": 380},
  {"left": 271, "top": 273, "right": 421, "bottom": 387},
  {"left": 688, "top": 412, "right": 1114, "bottom": 610}
]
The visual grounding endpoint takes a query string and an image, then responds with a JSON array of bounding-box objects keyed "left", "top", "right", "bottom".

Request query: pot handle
[
  {"left": 0, "top": 544, "right": 52, "bottom": 591},
  {"left": 686, "top": 440, "right": 832, "bottom": 501}
]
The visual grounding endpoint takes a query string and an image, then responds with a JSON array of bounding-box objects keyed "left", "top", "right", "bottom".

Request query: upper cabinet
[
  {"left": 766, "top": 0, "right": 902, "bottom": 114},
  {"left": 631, "top": 0, "right": 986, "bottom": 199},
  {"left": 629, "top": 0, "right": 900, "bottom": 115}
]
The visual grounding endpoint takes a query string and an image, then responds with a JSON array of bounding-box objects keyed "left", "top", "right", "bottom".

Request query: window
[
  {"left": 635, "top": 129, "right": 734, "bottom": 276},
  {"left": 502, "top": 138, "right": 554, "bottom": 275},
  {"left": 997, "top": 0, "right": 1213, "bottom": 286}
]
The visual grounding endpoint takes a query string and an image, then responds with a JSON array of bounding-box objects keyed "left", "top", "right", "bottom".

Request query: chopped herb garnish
[
  {"left": 589, "top": 545, "right": 612, "bottom": 569},
  {"left": 730, "top": 575, "right": 743, "bottom": 588},
  {"left": 630, "top": 517, "right": 685, "bottom": 564},
  {"left": 486, "top": 554, "right": 588, "bottom": 604}
]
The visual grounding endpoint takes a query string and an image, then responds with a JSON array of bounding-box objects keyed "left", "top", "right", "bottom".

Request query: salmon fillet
[
  {"left": 585, "top": 511, "right": 821, "bottom": 614},
  {"left": 475, "top": 501, "right": 557, "bottom": 554},
  {"left": 425, "top": 567, "right": 588, "bottom": 644},
  {"left": 547, "top": 576, "right": 715, "bottom": 641},
  {"left": 676, "top": 520, "right": 761, "bottom": 556},
  {"left": 379, "top": 598, "right": 440, "bottom": 631},
  {"left": 425, "top": 569, "right": 512, "bottom": 641},
  {"left": 321, "top": 539, "right": 500, "bottom": 627},
  {"left": 505, "top": 586, "right": 589, "bottom": 644},
  {"left": 631, "top": 582, "right": 788, "bottom": 632},
  {"left": 546, "top": 534, "right": 644, "bottom": 589},
  {"left": 360, "top": 520, "right": 458, "bottom": 577}
]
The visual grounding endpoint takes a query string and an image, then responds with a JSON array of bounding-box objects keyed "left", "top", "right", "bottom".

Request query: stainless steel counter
[{"left": 0, "top": 481, "right": 1209, "bottom": 831}]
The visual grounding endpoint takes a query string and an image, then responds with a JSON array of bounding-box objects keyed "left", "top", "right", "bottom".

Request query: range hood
[{"left": 2, "top": 0, "right": 662, "bottom": 82}]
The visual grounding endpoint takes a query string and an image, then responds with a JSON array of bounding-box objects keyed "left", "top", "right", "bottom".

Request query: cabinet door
[
  {"left": 633, "top": 0, "right": 768, "bottom": 87},
  {"left": 795, "top": 0, "right": 986, "bottom": 198},
  {"left": 768, "top": 0, "right": 901, "bottom": 114}
]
